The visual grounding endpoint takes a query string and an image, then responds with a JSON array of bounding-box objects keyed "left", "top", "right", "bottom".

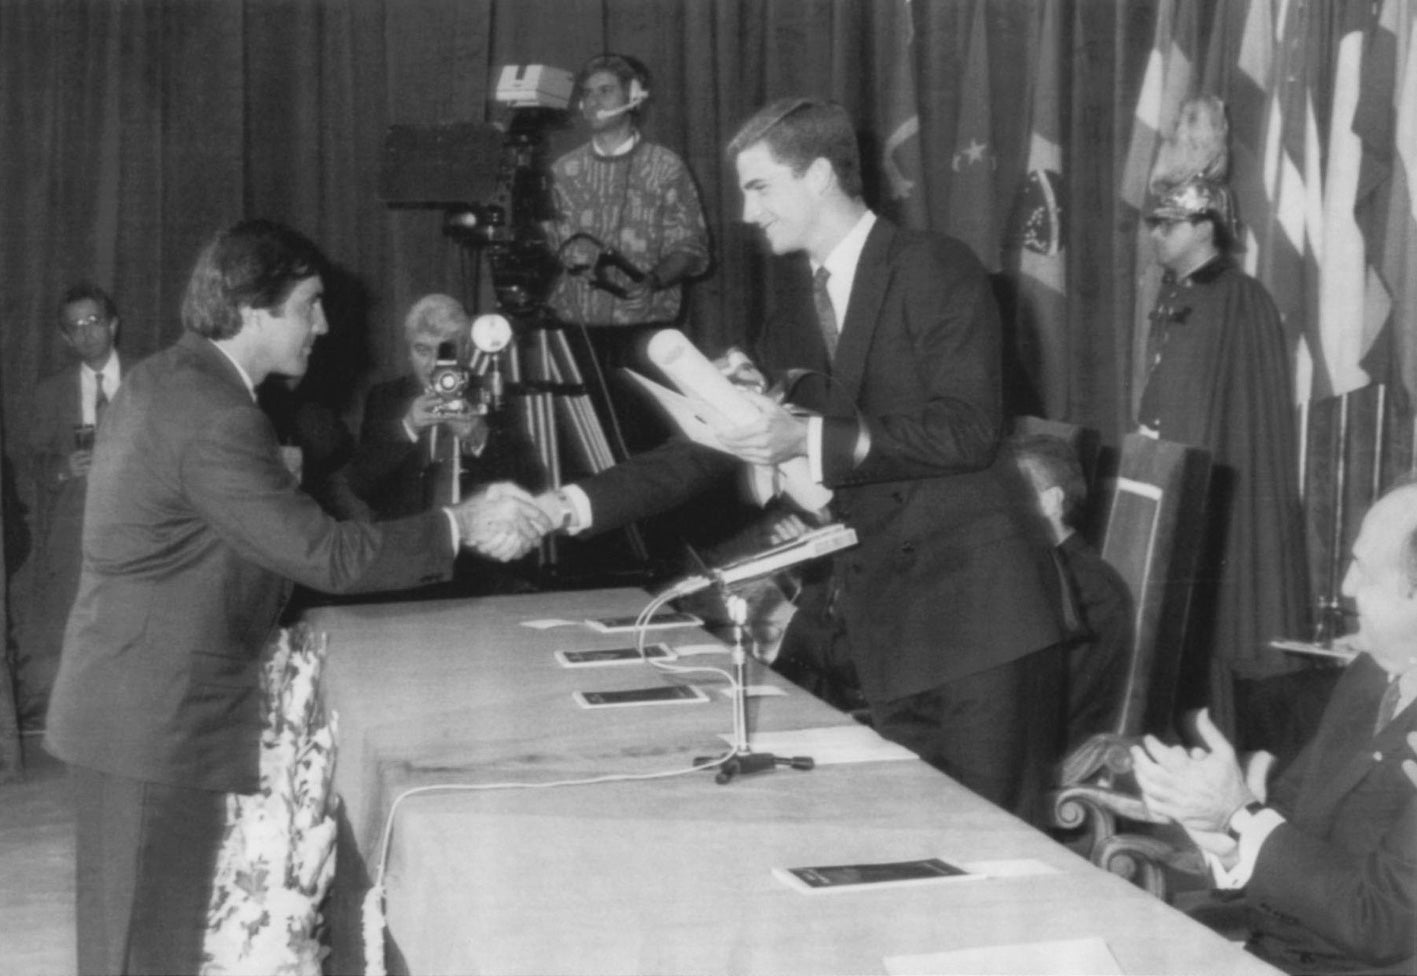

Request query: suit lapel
[
  {"left": 830, "top": 220, "right": 895, "bottom": 406},
  {"left": 1292, "top": 655, "right": 1389, "bottom": 826}
]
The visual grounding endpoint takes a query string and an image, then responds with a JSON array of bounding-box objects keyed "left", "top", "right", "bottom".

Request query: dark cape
[{"left": 1137, "top": 255, "right": 1311, "bottom": 734}]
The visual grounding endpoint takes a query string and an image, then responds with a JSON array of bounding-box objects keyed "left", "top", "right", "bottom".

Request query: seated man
[
  {"left": 1131, "top": 481, "right": 1417, "bottom": 974},
  {"left": 1011, "top": 434, "right": 1133, "bottom": 750}
]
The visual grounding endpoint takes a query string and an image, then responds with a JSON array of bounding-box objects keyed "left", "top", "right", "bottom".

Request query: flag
[
  {"left": 947, "top": 0, "right": 999, "bottom": 272},
  {"left": 1121, "top": 0, "right": 1199, "bottom": 418},
  {"left": 1316, "top": 0, "right": 1378, "bottom": 399},
  {"left": 1260, "top": 0, "right": 1325, "bottom": 404},
  {"left": 1354, "top": 0, "right": 1417, "bottom": 405},
  {"left": 1012, "top": 0, "right": 1068, "bottom": 417},
  {"left": 879, "top": 0, "right": 928, "bottom": 230}
]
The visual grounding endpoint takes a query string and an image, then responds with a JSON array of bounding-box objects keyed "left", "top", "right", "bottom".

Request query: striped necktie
[
  {"left": 812, "top": 266, "right": 838, "bottom": 360},
  {"left": 1375, "top": 677, "right": 1402, "bottom": 735}
]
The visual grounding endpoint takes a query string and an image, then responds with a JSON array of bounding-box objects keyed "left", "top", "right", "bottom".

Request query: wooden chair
[{"left": 1052, "top": 433, "right": 1213, "bottom": 897}]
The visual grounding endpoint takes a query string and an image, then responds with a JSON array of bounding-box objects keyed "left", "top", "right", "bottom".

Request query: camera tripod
[{"left": 501, "top": 313, "right": 649, "bottom": 567}]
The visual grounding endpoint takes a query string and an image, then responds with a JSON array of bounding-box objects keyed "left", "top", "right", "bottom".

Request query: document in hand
[{"left": 625, "top": 329, "right": 832, "bottom": 513}]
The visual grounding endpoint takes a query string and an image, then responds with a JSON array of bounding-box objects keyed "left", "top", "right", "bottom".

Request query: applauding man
[
  {"left": 1131, "top": 482, "right": 1417, "bottom": 974},
  {"left": 44, "top": 219, "right": 548, "bottom": 975}
]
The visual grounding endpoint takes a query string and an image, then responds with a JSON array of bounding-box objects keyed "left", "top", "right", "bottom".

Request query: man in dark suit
[
  {"left": 1131, "top": 481, "right": 1417, "bottom": 974},
  {"left": 44, "top": 220, "right": 550, "bottom": 975},
  {"left": 17, "top": 283, "right": 123, "bottom": 731},
  {"left": 539, "top": 99, "right": 1065, "bottom": 824},
  {"left": 1011, "top": 433, "right": 1133, "bottom": 751}
]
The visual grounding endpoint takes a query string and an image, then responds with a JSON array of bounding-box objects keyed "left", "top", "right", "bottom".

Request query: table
[{"left": 309, "top": 589, "right": 1278, "bottom": 975}]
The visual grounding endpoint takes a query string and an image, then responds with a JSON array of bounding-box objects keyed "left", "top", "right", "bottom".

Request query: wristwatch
[
  {"left": 1226, "top": 800, "right": 1265, "bottom": 840},
  {"left": 552, "top": 489, "right": 576, "bottom": 532}
]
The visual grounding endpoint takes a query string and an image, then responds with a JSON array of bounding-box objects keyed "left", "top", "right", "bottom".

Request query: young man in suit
[
  {"left": 1132, "top": 481, "right": 1417, "bottom": 974},
  {"left": 44, "top": 219, "right": 550, "bottom": 975},
  {"left": 16, "top": 283, "right": 123, "bottom": 731},
  {"left": 540, "top": 99, "right": 1065, "bottom": 824}
]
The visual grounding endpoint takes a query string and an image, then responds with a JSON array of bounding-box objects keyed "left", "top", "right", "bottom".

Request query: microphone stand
[{"left": 694, "top": 586, "right": 814, "bottom": 785}]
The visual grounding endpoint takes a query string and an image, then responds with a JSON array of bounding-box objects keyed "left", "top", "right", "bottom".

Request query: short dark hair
[
  {"left": 576, "top": 53, "right": 651, "bottom": 111},
  {"left": 181, "top": 219, "right": 327, "bottom": 340},
  {"left": 58, "top": 282, "right": 118, "bottom": 324},
  {"left": 727, "top": 98, "right": 863, "bottom": 200},
  {"left": 1010, "top": 433, "right": 1088, "bottom": 529}
]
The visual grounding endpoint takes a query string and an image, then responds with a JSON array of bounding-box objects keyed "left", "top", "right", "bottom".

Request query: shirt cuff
[
  {"left": 1207, "top": 808, "right": 1286, "bottom": 889},
  {"left": 807, "top": 416, "right": 824, "bottom": 484},
  {"left": 560, "top": 484, "right": 593, "bottom": 535},
  {"left": 441, "top": 507, "right": 461, "bottom": 551}
]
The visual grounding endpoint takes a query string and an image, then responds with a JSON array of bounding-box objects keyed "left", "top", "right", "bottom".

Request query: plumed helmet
[{"left": 1147, "top": 175, "right": 1241, "bottom": 248}]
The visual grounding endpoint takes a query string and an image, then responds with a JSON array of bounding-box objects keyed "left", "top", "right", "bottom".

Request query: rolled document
[
  {"left": 645, "top": 330, "right": 832, "bottom": 515},
  {"left": 646, "top": 329, "right": 760, "bottom": 426}
]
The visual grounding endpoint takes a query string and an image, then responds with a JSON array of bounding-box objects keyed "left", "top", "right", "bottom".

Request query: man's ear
[
  {"left": 1039, "top": 484, "right": 1066, "bottom": 524},
  {"left": 806, "top": 156, "right": 836, "bottom": 196}
]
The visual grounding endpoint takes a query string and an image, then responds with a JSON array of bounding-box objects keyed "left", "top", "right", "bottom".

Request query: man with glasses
[{"left": 16, "top": 283, "right": 123, "bottom": 732}]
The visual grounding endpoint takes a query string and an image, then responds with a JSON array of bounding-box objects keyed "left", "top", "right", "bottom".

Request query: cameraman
[{"left": 542, "top": 53, "right": 710, "bottom": 453}]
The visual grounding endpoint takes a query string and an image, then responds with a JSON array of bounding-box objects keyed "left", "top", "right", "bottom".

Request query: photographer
[
  {"left": 542, "top": 53, "right": 710, "bottom": 452},
  {"left": 331, "top": 294, "right": 526, "bottom": 522}
]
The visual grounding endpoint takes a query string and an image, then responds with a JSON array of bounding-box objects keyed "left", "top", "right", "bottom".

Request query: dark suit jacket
[
  {"left": 1242, "top": 652, "right": 1417, "bottom": 973},
  {"left": 19, "top": 361, "right": 115, "bottom": 719},
  {"left": 45, "top": 333, "right": 454, "bottom": 794},
  {"left": 1057, "top": 533, "right": 1133, "bottom": 749},
  {"left": 338, "top": 374, "right": 431, "bottom": 520},
  {"left": 580, "top": 218, "right": 1063, "bottom": 703}
]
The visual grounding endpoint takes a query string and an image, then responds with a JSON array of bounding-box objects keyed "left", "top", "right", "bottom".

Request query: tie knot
[{"left": 814, "top": 266, "right": 830, "bottom": 287}]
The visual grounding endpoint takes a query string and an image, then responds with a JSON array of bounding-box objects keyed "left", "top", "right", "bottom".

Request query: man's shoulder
[
  {"left": 871, "top": 220, "right": 989, "bottom": 282},
  {"left": 34, "top": 363, "right": 80, "bottom": 397}
]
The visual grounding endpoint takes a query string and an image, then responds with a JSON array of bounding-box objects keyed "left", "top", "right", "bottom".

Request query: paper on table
[
  {"left": 884, "top": 937, "right": 1122, "bottom": 976},
  {"left": 721, "top": 725, "right": 917, "bottom": 765},
  {"left": 715, "top": 684, "right": 788, "bottom": 699}
]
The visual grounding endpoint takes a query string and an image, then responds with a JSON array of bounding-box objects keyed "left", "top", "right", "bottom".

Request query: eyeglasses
[{"left": 63, "top": 313, "right": 109, "bottom": 334}]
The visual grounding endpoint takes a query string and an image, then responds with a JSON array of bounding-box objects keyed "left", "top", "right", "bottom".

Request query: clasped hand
[{"left": 449, "top": 482, "right": 552, "bottom": 562}]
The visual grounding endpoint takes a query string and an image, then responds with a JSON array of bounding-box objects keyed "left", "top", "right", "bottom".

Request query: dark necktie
[
  {"left": 1375, "top": 677, "right": 1402, "bottom": 735},
  {"left": 94, "top": 373, "right": 108, "bottom": 428},
  {"left": 812, "top": 266, "right": 838, "bottom": 361}
]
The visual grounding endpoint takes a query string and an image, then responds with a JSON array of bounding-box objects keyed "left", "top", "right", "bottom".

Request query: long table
[{"left": 310, "top": 588, "right": 1279, "bottom": 975}]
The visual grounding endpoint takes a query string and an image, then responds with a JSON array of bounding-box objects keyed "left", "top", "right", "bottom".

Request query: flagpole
[
  {"left": 1297, "top": 400, "right": 1309, "bottom": 499},
  {"left": 1318, "top": 392, "right": 1350, "bottom": 646},
  {"left": 1372, "top": 383, "right": 1386, "bottom": 499}
]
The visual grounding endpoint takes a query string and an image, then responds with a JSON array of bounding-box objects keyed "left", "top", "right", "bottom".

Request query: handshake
[{"left": 446, "top": 482, "right": 574, "bottom": 562}]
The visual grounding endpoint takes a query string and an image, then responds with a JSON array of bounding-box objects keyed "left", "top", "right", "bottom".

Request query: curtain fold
[{"left": 1, "top": 0, "right": 1410, "bottom": 734}]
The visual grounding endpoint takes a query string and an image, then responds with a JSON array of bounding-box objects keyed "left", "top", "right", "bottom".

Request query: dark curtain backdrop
[{"left": 0, "top": 0, "right": 1401, "bottom": 755}]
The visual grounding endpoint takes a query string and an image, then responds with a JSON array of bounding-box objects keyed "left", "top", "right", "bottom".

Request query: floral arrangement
[{"left": 201, "top": 624, "right": 340, "bottom": 975}]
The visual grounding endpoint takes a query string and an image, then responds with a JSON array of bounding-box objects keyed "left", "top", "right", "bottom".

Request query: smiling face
[
  {"left": 250, "top": 275, "right": 326, "bottom": 379},
  {"left": 735, "top": 142, "right": 821, "bottom": 258},
  {"left": 580, "top": 69, "right": 632, "bottom": 134}
]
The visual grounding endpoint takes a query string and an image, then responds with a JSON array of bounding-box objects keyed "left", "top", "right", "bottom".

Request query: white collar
[
  {"left": 211, "top": 341, "right": 258, "bottom": 401},
  {"left": 815, "top": 210, "right": 877, "bottom": 281}
]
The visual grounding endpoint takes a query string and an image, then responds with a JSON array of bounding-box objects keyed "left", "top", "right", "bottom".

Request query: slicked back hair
[{"left": 727, "top": 98, "right": 863, "bottom": 200}]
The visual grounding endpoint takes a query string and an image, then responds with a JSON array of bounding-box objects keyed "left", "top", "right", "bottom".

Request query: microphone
[
  {"left": 661, "top": 524, "right": 857, "bottom": 598},
  {"left": 596, "top": 94, "right": 645, "bottom": 120}
]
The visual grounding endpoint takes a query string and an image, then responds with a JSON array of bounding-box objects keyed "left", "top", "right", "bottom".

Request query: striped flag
[
  {"left": 1353, "top": 0, "right": 1417, "bottom": 404},
  {"left": 1316, "top": 0, "right": 1378, "bottom": 399},
  {"left": 947, "top": 0, "right": 999, "bottom": 272},
  {"left": 1012, "top": 0, "right": 1068, "bottom": 417}
]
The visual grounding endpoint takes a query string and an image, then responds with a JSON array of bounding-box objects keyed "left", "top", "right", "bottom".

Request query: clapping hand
[
  {"left": 1129, "top": 708, "right": 1264, "bottom": 834},
  {"left": 450, "top": 482, "right": 552, "bottom": 561}
]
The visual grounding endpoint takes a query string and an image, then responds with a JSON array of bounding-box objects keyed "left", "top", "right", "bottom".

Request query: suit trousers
[
  {"left": 869, "top": 642, "right": 1065, "bottom": 828},
  {"left": 72, "top": 764, "right": 225, "bottom": 975}
]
